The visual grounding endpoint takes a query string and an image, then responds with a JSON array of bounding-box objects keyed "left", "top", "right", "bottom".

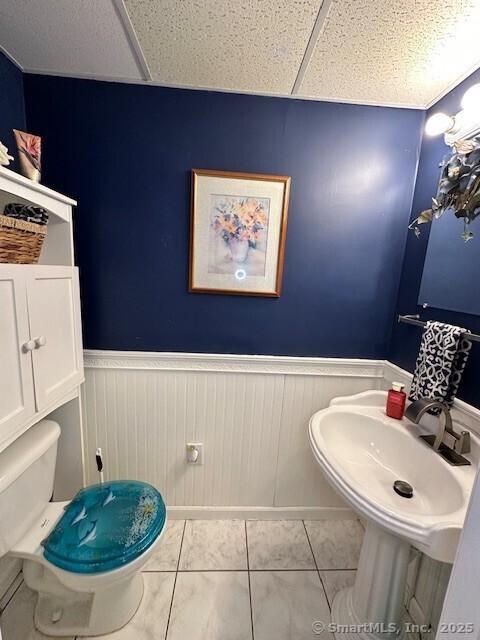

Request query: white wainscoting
[
  {"left": 82, "top": 351, "right": 385, "bottom": 517},
  {"left": 82, "top": 352, "right": 480, "bottom": 518}
]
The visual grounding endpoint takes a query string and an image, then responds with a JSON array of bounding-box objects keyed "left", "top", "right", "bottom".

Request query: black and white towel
[
  {"left": 409, "top": 321, "right": 472, "bottom": 407},
  {"left": 3, "top": 202, "right": 49, "bottom": 226}
]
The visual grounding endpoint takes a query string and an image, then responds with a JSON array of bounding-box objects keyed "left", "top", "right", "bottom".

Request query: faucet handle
[{"left": 455, "top": 430, "right": 471, "bottom": 455}]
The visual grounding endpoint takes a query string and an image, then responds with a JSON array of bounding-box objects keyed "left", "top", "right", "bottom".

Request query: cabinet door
[
  {"left": 0, "top": 266, "right": 36, "bottom": 446},
  {"left": 29, "top": 266, "right": 84, "bottom": 411}
]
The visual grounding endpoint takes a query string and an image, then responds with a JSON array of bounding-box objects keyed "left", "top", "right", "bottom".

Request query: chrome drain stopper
[{"left": 393, "top": 480, "right": 413, "bottom": 498}]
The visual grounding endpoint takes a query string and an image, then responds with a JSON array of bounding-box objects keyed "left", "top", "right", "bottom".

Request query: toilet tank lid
[{"left": 0, "top": 420, "right": 60, "bottom": 494}]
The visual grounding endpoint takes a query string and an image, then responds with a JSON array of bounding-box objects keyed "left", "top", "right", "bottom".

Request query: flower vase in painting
[
  {"left": 13, "top": 129, "right": 41, "bottom": 182},
  {"left": 209, "top": 196, "right": 270, "bottom": 275},
  {"left": 228, "top": 236, "right": 250, "bottom": 263}
]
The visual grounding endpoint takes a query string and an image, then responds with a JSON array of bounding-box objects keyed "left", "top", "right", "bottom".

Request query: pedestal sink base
[
  {"left": 331, "top": 588, "right": 407, "bottom": 640},
  {"left": 331, "top": 522, "right": 410, "bottom": 640}
]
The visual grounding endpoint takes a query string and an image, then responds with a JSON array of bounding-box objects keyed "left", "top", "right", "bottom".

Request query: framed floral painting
[{"left": 189, "top": 169, "right": 291, "bottom": 296}]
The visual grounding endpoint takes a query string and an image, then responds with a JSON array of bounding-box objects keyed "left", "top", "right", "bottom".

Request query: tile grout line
[
  {"left": 167, "top": 568, "right": 321, "bottom": 573},
  {"left": 302, "top": 519, "right": 331, "bottom": 611},
  {"left": 164, "top": 519, "right": 187, "bottom": 640},
  {"left": 302, "top": 519, "right": 319, "bottom": 572},
  {"left": 0, "top": 575, "right": 24, "bottom": 613},
  {"left": 143, "top": 567, "right": 328, "bottom": 573},
  {"left": 245, "top": 521, "right": 255, "bottom": 640},
  {"left": 176, "top": 520, "right": 187, "bottom": 572}
]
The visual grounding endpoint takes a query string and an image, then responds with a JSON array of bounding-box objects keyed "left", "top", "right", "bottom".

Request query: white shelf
[
  {"left": 0, "top": 166, "right": 76, "bottom": 223},
  {"left": 0, "top": 166, "right": 77, "bottom": 266},
  {"left": 0, "top": 165, "right": 76, "bottom": 204}
]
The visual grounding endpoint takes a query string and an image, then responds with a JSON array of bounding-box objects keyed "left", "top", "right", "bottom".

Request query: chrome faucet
[{"left": 405, "top": 398, "right": 471, "bottom": 466}]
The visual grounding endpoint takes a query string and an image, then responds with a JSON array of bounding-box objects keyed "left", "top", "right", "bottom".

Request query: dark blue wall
[
  {"left": 23, "top": 74, "right": 423, "bottom": 357},
  {"left": 389, "top": 69, "right": 480, "bottom": 408},
  {"left": 0, "top": 51, "right": 26, "bottom": 172}
]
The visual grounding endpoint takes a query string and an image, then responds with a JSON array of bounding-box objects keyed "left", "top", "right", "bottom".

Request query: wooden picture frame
[{"left": 189, "top": 169, "right": 291, "bottom": 297}]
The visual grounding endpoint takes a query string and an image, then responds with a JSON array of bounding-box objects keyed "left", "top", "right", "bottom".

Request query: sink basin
[
  {"left": 309, "top": 390, "right": 477, "bottom": 640},
  {"left": 319, "top": 409, "right": 465, "bottom": 517},
  {"left": 309, "top": 391, "right": 476, "bottom": 562}
]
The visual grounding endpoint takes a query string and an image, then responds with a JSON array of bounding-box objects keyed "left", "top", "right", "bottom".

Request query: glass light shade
[
  {"left": 461, "top": 83, "right": 480, "bottom": 111},
  {"left": 425, "top": 113, "right": 455, "bottom": 136}
]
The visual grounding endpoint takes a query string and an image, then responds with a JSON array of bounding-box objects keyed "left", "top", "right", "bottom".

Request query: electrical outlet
[{"left": 186, "top": 443, "right": 203, "bottom": 465}]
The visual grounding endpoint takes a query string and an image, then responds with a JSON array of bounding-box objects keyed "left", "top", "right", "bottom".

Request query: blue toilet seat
[{"left": 42, "top": 480, "right": 166, "bottom": 574}]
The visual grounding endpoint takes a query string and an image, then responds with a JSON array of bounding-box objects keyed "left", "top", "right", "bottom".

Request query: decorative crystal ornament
[{"left": 462, "top": 219, "right": 474, "bottom": 242}]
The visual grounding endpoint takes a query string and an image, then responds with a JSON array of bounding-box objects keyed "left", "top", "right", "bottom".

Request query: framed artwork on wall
[{"left": 189, "top": 169, "right": 291, "bottom": 297}]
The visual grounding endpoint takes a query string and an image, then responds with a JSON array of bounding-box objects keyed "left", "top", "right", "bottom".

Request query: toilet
[{"left": 0, "top": 419, "right": 166, "bottom": 637}]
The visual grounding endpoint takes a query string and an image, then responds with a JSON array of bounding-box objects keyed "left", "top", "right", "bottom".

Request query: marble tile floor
[{"left": 0, "top": 519, "right": 366, "bottom": 640}]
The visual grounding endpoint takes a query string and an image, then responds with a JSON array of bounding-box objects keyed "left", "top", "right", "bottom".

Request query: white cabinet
[
  {"left": 0, "top": 268, "right": 36, "bottom": 442},
  {"left": 0, "top": 265, "right": 83, "bottom": 450},
  {"left": 0, "top": 168, "right": 84, "bottom": 600},
  {"left": 28, "top": 266, "right": 83, "bottom": 411}
]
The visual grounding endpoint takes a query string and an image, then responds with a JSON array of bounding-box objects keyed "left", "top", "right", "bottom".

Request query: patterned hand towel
[{"left": 409, "top": 321, "right": 472, "bottom": 407}]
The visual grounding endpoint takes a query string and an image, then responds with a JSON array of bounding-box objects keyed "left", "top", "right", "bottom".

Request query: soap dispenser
[{"left": 386, "top": 382, "right": 406, "bottom": 420}]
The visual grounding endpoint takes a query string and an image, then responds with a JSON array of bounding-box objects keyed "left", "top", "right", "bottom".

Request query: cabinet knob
[
  {"left": 23, "top": 340, "right": 36, "bottom": 352},
  {"left": 35, "top": 336, "right": 47, "bottom": 348}
]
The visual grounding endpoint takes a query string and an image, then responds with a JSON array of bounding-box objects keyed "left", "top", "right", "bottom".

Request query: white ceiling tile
[
  {"left": 0, "top": 0, "right": 142, "bottom": 80},
  {"left": 123, "top": 0, "right": 323, "bottom": 94},
  {"left": 298, "top": 0, "right": 480, "bottom": 108},
  {"left": 1, "top": 0, "right": 479, "bottom": 107}
]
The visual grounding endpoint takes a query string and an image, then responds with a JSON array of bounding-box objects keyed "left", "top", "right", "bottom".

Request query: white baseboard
[{"left": 166, "top": 506, "right": 355, "bottom": 520}]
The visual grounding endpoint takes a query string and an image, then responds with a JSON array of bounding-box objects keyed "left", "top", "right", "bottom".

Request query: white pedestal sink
[
  {"left": 331, "top": 522, "right": 411, "bottom": 640},
  {"left": 309, "top": 391, "right": 477, "bottom": 640}
]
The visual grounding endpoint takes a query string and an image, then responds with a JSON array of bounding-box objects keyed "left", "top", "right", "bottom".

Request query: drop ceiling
[{"left": 1, "top": 0, "right": 480, "bottom": 109}]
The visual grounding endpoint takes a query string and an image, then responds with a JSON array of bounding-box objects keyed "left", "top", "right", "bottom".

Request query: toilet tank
[{"left": 0, "top": 420, "right": 60, "bottom": 556}]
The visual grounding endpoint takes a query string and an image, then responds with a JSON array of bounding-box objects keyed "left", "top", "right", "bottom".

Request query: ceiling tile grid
[
  {"left": 0, "top": 0, "right": 142, "bottom": 80},
  {"left": 123, "top": 0, "right": 323, "bottom": 94},
  {"left": 1, "top": 0, "right": 480, "bottom": 108},
  {"left": 297, "top": 0, "right": 480, "bottom": 107}
]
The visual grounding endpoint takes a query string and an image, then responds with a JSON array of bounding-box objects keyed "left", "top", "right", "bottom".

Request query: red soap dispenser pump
[{"left": 386, "top": 382, "right": 406, "bottom": 420}]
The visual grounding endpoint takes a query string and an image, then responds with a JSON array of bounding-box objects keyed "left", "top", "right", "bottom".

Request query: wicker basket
[{"left": 0, "top": 214, "right": 47, "bottom": 264}]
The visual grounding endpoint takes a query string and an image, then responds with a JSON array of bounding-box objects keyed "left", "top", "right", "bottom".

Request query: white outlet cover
[{"left": 186, "top": 443, "right": 203, "bottom": 465}]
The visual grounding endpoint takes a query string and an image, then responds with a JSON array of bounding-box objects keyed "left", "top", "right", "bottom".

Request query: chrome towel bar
[{"left": 397, "top": 314, "right": 480, "bottom": 343}]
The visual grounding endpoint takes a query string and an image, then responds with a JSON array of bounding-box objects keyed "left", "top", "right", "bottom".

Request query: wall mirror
[
  {"left": 418, "top": 94, "right": 480, "bottom": 316},
  {"left": 418, "top": 214, "right": 480, "bottom": 314}
]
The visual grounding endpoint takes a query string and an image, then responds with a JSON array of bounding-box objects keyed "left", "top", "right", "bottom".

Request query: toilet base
[{"left": 23, "top": 560, "right": 144, "bottom": 637}]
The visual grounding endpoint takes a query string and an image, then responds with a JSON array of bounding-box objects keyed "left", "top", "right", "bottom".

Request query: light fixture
[
  {"left": 425, "top": 112, "right": 455, "bottom": 136},
  {"left": 461, "top": 83, "right": 480, "bottom": 111},
  {"left": 424, "top": 83, "right": 480, "bottom": 138}
]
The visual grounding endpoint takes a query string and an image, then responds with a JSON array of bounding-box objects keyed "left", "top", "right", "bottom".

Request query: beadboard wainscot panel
[
  {"left": 275, "top": 374, "right": 384, "bottom": 507},
  {"left": 82, "top": 363, "right": 285, "bottom": 507},
  {"left": 82, "top": 351, "right": 385, "bottom": 515}
]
